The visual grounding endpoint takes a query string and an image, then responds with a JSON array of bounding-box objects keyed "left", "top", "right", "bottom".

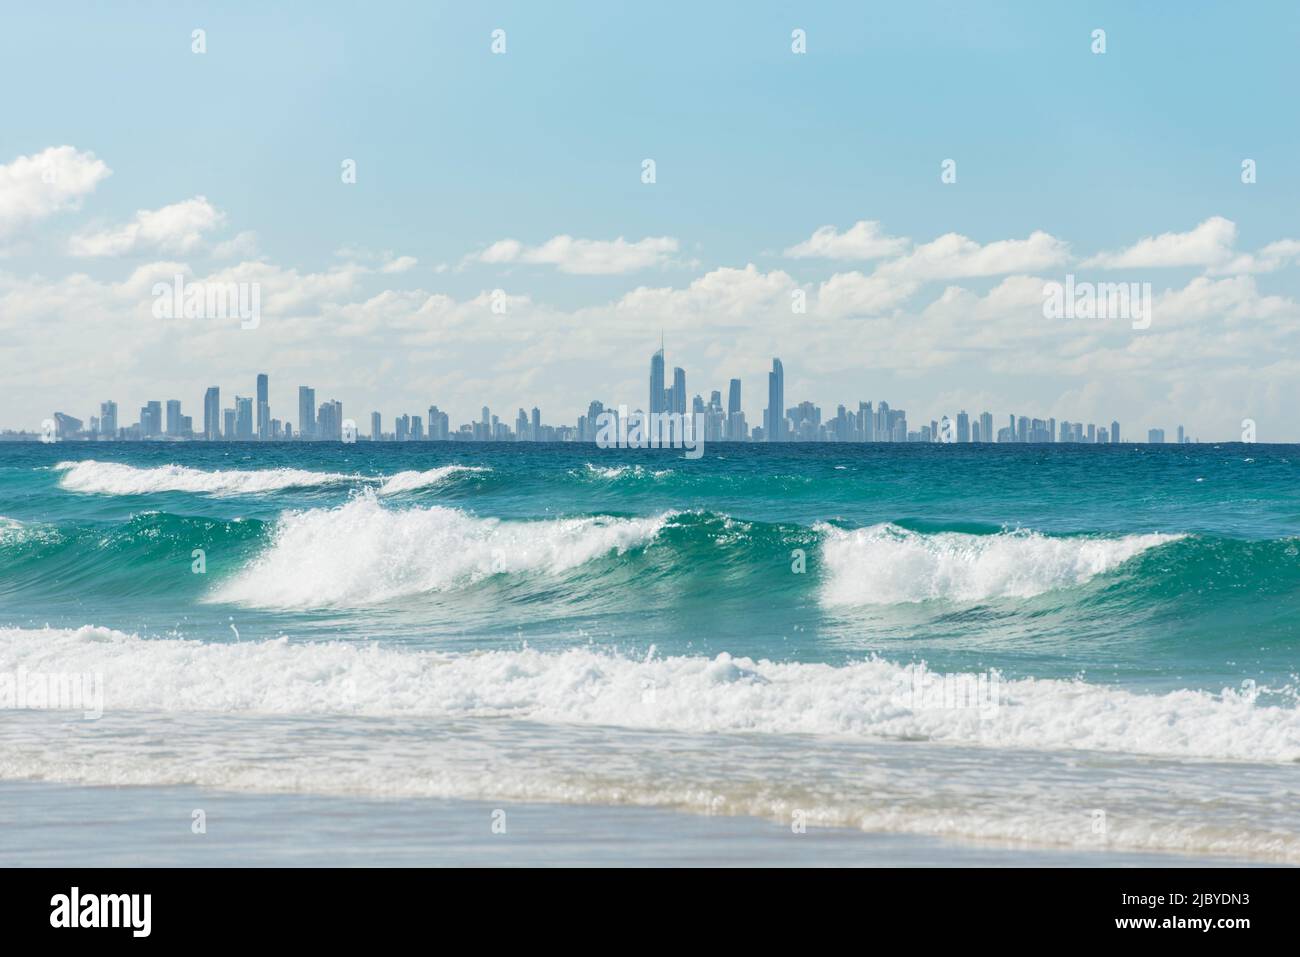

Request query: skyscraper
[
  {"left": 371, "top": 411, "right": 381, "bottom": 441},
  {"left": 1111, "top": 420, "right": 1120, "bottom": 444},
  {"left": 204, "top": 387, "right": 220, "bottom": 440},
  {"left": 99, "top": 400, "right": 117, "bottom": 438},
  {"left": 235, "top": 397, "right": 254, "bottom": 439},
  {"left": 671, "top": 367, "right": 686, "bottom": 415},
  {"left": 141, "top": 401, "right": 162, "bottom": 438},
  {"left": 766, "top": 358, "right": 784, "bottom": 442},
  {"left": 956, "top": 410, "right": 970, "bottom": 443},
  {"left": 298, "top": 386, "right": 316, "bottom": 439},
  {"left": 166, "top": 399, "right": 183, "bottom": 437},
  {"left": 727, "top": 379, "right": 741, "bottom": 415},
  {"left": 256, "top": 374, "right": 269, "bottom": 440},
  {"left": 649, "top": 346, "right": 666, "bottom": 415},
  {"left": 316, "top": 400, "right": 342, "bottom": 440},
  {"left": 979, "top": 412, "right": 993, "bottom": 445}
]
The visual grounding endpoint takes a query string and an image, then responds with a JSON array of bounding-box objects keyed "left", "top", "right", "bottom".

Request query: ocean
[{"left": 1, "top": 441, "right": 1297, "bottom": 865}]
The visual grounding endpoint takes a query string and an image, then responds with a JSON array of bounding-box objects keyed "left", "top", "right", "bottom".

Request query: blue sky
[{"left": 2, "top": 1, "right": 1299, "bottom": 438}]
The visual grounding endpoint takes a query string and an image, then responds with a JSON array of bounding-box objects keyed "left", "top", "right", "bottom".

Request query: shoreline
[{"left": 0, "top": 780, "right": 1275, "bottom": 868}]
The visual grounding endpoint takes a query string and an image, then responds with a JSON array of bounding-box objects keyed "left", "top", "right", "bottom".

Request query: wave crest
[
  {"left": 55, "top": 460, "right": 356, "bottom": 496},
  {"left": 211, "top": 494, "right": 670, "bottom": 608},
  {"left": 818, "top": 523, "right": 1182, "bottom": 605},
  {"left": 2, "top": 626, "right": 1295, "bottom": 763}
]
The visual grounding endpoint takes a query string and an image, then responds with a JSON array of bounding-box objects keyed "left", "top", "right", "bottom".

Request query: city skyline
[
  {"left": 21, "top": 345, "right": 1206, "bottom": 445},
  {"left": 3, "top": 4, "right": 1299, "bottom": 438}
]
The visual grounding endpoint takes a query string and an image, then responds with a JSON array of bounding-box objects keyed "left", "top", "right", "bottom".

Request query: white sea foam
[
  {"left": 55, "top": 460, "right": 357, "bottom": 496},
  {"left": 2, "top": 625, "right": 1295, "bottom": 764},
  {"left": 376, "top": 466, "right": 488, "bottom": 495},
  {"left": 211, "top": 494, "right": 670, "bottom": 608},
  {"left": 818, "top": 523, "right": 1182, "bottom": 605},
  {"left": 578, "top": 464, "right": 674, "bottom": 480}
]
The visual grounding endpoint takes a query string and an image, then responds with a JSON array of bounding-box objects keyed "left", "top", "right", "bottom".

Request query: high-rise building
[
  {"left": 956, "top": 410, "right": 970, "bottom": 443},
  {"left": 234, "top": 397, "right": 254, "bottom": 439},
  {"left": 428, "top": 406, "right": 449, "bottom": 441},
  {"left": 316, "top": 400, "right": 343, "bottom": 440},
  {"left": 766, "top": 358, "right": 784, "bottom": 442},
  {"left": 140, "top": 401, "right": 162, "bottom": 438},
  {"left": 371, "top": 411, "right": 381, "bottom": 441},
  {"left": 1177, "top": 424, "right": 1185, "bottom": 444},
  {"left": 166, "top": 399, "right": 183, "bottom": 437},
  {"left": 53, "top": 413, "right": 83, "bottom": 438},
  {"left": 99, "top": 401, "right": 118, "bottom": 437},
  {"left": 532, "top": 407, "right": 541, "bottom": 440},
  {"left": 256, "top": 374, "right": 269, "bottom": 440},
  {"left": 649, "top": 347, "right": 666, "bottom": 415},
  {"left": 1148, "top": 428, "right": 1165, "bottom": 444},
  {"left": 670, "top": 367, "right": 686, "bottom": 414},
  {"left": 298, "top": 386, "right": 316, "bottom": 439},
  {"left": 204, "top": 387, "right": 220, "bottom": 440},
  {"left": 1111, "top": 420, "right": 1120, "bottom": 444},
  {"left": 223, "top": 408, "right": 235, "bottom": 439},
  {"left": 979, "top": 412, "right": 993, "bottom": 444}
]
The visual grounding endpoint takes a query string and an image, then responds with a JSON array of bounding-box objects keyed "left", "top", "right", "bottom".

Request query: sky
[{"left": 2, "top": 1, "right": 1299, "bottom": 439}]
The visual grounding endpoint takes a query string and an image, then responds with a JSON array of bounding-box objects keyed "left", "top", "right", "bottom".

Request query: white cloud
[
  {"left": 0, "top": 146, "right": 110, "bottom": 236},
  {"left": 69, "top": 196, "right": 224, "bottom": 257},
  {"left": 878, "top": 231, "right": 1070, "bottom": 280},
  {"left": 816, "top": 271, "right": 917, "bottom": 317},
  {"left": 211, "top": 231, "right": 260, "bottom": 260},
  {"left": 784, "top": 221, "right": 908, "bottom": 260},
  {"left": 380, "top": 255, "right": 418, "bottom": 274},
  {"left": 1210, "top": 238, "right": 1300, "bottom": 276},
  {"left": 466, "top": 234, "right": 679, "bottom": 274},
  {"left": 1082, "top": 217, "right": 1237, "bottom": 269}
]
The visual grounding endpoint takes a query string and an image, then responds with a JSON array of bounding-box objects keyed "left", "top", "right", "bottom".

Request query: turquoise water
[
  {"left": 3, "top": 442, "right": 1298, "bottom": 690},
  {"left": 2, "top": 442, "right": 1298, "bottom": 862}
]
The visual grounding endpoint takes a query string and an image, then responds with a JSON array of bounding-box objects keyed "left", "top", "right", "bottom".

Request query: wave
[
  {"left": 574, "top": 463, "right": 674, "bottom": 481},
  {"left": 210, "top": 493, "right": 671, "bottom": 608},
  {"left": 55, "top": 460, "right": 357, "bottom": 496},
  {"left": 376, "top": 466, "right": 489, "bottom": 495},
  {"left": 818, "top": 523, "right": 1182, "bottom": 605},
  {"left": 2, "top": 625, "right": 1296, "bottom": 763}
]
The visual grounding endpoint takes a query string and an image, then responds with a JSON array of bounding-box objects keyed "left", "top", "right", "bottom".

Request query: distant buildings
[
  {"left": 766, "top": 358, "right": 784, "bottom": 442},
  {"left": 256, "top": 374, "right": 269, "bottom": 440},
  {"left": 299, "top": 386, "right": 316, "bottom": 440},
  {"left": 27, "top": 348, "right": 1187, "bottom": 444},
  {"left": 204, "top": 388, "right": 220, "bottom": 440}
]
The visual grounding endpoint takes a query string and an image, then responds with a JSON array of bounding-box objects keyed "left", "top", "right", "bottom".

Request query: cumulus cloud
[
  {"left": 0, "top": 146, "right": 110, "bottom": 236},
  {"left": 1082, "top": 217, "right": 1237, "bottom": 270},
  {"left": 69, "top": 196, "right": 224, "bottom": 256},
  {"left": 380, "top": 255, "right": 418, "bottom": 274},
  {"left": 877, "top": 231, "right": 1070, "bottom": 280},
  {"left": 211, "top": 231, "right": 260, "bottom": 260},
  {"left": 816, "top": 271, "right": 917, "bottom": 317},
  {"left": 466, "top": 234, "right": 679, "bottom": 274},
  {"left": 1210, "top": 238, "right": 1300, "bottom": 276},
  {"left": 784, "top": 221, "right": 908, "bottom": 260}
]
